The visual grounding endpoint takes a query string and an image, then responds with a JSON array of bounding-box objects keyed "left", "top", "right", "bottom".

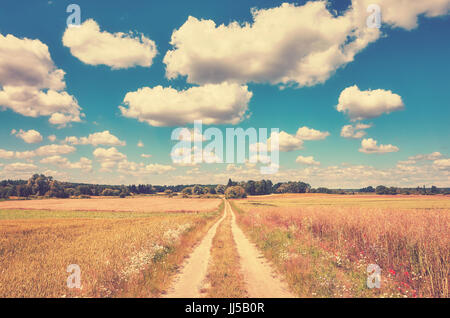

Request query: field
[
  {"left": 0, "top": 196, "right": 222, "bottom": 297},
  {"left": 0, "top": 194, "right": 448, "bottom": 298},
  {"left": 0, "top": 196, "right": 220, "bottom": 213},
  {"left": 233, "top": 194, "right": 449, "bottom": 298}
]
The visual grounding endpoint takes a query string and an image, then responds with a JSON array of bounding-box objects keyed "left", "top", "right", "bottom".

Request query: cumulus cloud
[
  {"left": 115, "top": 158, "right": 175, "bottom": 176},
  {"left": 337, "top": 85, "right": 404, "bottom": 121},
  {"left": 2, "top": 162, "right": 37, "bottom": 174},
  {"left": 12, "top": 129, "right": 43, "bottom": 143},
  {"left": 7, "top": 144, "right": 76, "bottom": 160},
  {"left": 164, "top": 1, "right": 450, "bottom": 87},
  {"left": 48, "top": 135, "right": 57, "bottom": 142},
  {"left": 0, "top": 33, "right": 83, "bottom": 126},
  {"left": 164, "top": 2, "right": 380, "bottom": 86},
  {"left": 40, "top": 155, "right": 92, "bottom": 172},
  {"left": 355, "top": 0, "right": 450, "bottom": 30},
  {"left": 0, "top": 33, "right": 65, "bottom": 90},
  {"left": 433, "top": 158, "right": 450, "bottom": 170},
  {"left": 141, "top": 163, "right": 175, "bottom": 174},
  {"left": 176, "top": 128, "right": 206, "bottom": 142},
  {"left": 141, "top": 154, "right": 152, "bottom": 158},
  {"left": 296, "top": 126, "right": 329, "bottom": 140},
  {"left": 397, "top": 159, "right": 416, "bottom": 165},
  {"left": 269, "top": 131, "right": 303, "bottom": 152},
  {"left": 62, "top": 19, "right": 157, "bottom": 69},
  {"left": 64, "top": 131, "right": 125, "bottom": 146},
  {"left": 0, "top": 149, "right": 15, "bottom": 159},
  {"left": 93, "top": 147, "right": 127, "bottom": 171},
  {"left": 359, "top": 138, "right": 399, "bottom": 154},
  {"left": 409, "top": 151, "right": 442, "bottom": 161},
  {"left": 137, "top": 140, "right": 144, "bottom": 148},
  {"left": 35, "top": 144, "right": 76, "bottom": 157},
  {"left": 340, "top": 123, "right": 372, "bottom": 139},
  {"left": 253, "top": 126, "right": 328, "bottom": 153},
  {"left": 296, "top": 155, "right": 320, "bottom": 165},
  {"left": 170, "top": 146, "right": 222, "bottom": 166},
  {"left": 119, "top": 82, "right": 252, "bottom": 126}
]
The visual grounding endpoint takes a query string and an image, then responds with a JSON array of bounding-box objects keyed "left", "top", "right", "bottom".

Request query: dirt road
[
  {"left": 227, "top": 200, "right": 295, "bottom": 298},
  {"left": 164, "top": 204, "right": 227, "bottom": 297},
  {"left": 165, "top": 199, "right": 295, "bottom": 298}
]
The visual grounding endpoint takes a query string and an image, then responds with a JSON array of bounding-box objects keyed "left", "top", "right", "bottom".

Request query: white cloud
[
  {"left": 141, "top": 163, "right": 175, "bottom": 174},
  {"left": 359, "top": 138, "right": 399, "bottom": 154},
  {"left": 14, "top": 151, "right": 36, "bottom": 160},
  {"left": 340, "top": 123, "right": 372, "bottom": 139},
  {"left": 269, "top": 131, "right": 303, "bottom": 152},
  {"left": 64, "top": 130, "right": 125, "bottom": 146},
  {"left": 117, "top": 160, "right": 175, "bottom": 176},
  {"left": 0, "top": 86, "right": 83, "bottom": 128},
  {"left": 0, "top": 33, "right": 65, "bottom": 90},
  {"left": 398, "top": 159, "right": 416, "bottom": 165},
  {"left": 137, "top": 140, "right": 144, "bottom": 147},
  {"left": 337, "top": 85, "right": 404, "bottom": 121},
  {"left": 119, "top": 82, "right": 252, "bottom": 126},
  {"left": 10, "top": 144, "right": 76, "bottom": 160},
  {"left": 296, "top": 126, "right": 329, "bottom": 140},
  {"left": 93, "top": 147, "right": 127, "bottom": 171},
  {"left": 433, "top": 158, "right": 450, "bottom": 170},
  {"left": 62, "top": 19, "right": 157, "bottom": 69},
  {"left": 0, "top": 33, "right": 83, "bottom": 126},
  {"left": 409, "top": 152, "right": 442, "bottom": 161},
  {"left": 12, "top": 129, "right": 43, "bottom": 143},
  {"left": 2, "top": 162, "right": 37, "bottom": 173},
  {"left": 35, "top": 144, "right": 76, "bottom": 157},
  {"left": 0, "top": 149, "right": 15, "bottom": 159},
  {"left": 296, "top": 155, "right": 320, "bottom": 165},
  {"left": 163, "top": 2, "right": 381, "bottom": 87},
  {"left": 176, "top": 128, "right": 206, "bottom": 142},
  {"left": 141, "top": 154, "right": 152, "bottom": 158},
  {"left": 164, "top": 1, "right": 450, "bottom": 87},
  {"left": 355, "top": 0, "right": 450, "bottom": 30},
  {"left": 40, "top": 155, "right": 92, "bottom": 172},
  {"left": 48, "top": 135, "right": 57, "bottom": 142},
  {"left": 170, "top": 146, "right": 222, "bottom": 166}
]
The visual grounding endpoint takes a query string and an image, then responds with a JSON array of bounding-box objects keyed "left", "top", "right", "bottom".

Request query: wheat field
[{"left": 233, "top": 194, "right": 449, "bottom": 298}]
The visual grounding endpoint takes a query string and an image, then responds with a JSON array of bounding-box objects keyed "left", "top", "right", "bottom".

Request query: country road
[{"left": 165, "top": 199, "right": 295, "bottom": 298}]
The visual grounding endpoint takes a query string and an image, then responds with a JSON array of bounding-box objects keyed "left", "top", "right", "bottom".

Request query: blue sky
[{"left": 0, "top": 0, "right": 449, "bottom": 187}]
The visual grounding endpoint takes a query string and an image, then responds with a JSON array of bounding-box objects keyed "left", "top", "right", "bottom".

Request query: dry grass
[
  {"left": 0, "top": 203, "right": 222, "bottom": 297},
  {"left": 233, "top": 194, "right": 449, "bottom": 298},
  {"left": 203, "top": 207, "right": 247, "bottom": 298},
  {"left": 0, "top": 196, "right": 221, "bottom": 213}
]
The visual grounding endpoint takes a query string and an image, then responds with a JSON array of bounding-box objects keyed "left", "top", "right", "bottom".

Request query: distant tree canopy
[
  {"left": 360, "top": 186, "right": 375, "bottom": 193},
  {"left": 225, "top": 186, "right": 247, "bottom": 199},
  {"left": 375, "top": 185, "right": 398, "bottom": 195},
  {"left": 0, "top": 174, "right": 447, "bottom": 200},
  {"left": 275, "top": 181, "right": 311, "bottom": 194},
  {"left": 215, "top": 184, "right": 226, "bottom": 194}
]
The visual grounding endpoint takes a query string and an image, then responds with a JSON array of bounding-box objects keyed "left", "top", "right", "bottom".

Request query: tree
[
  {"left": 192, "top": 185, "right": 204, "bottom": 195},
  {"left": 225, "top": 186, "right": 247, "bottom": 199},
  {"left": 360, "top": 186, "right": 375, "bottom": 193},
  {"left": 215, "top": 184, "right": 226, "bottom": 194},
  {"left": 181, "top": 187, "right": 193, "bottom": 195}
]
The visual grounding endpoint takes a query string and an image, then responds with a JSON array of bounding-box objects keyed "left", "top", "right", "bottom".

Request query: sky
[{"left": 0, "top": 0, "right": 449, "bottom": 188}]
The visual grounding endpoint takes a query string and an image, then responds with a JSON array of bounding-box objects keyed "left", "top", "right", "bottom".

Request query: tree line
[{"left": 0, "top": 174, "right": 448, "bottom": 200}]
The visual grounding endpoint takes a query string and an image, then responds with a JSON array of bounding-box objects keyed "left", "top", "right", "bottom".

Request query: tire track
[
  {"left": 164, "top": 202, "right": 226, "bottom": 298},
  {"left": 227, "top": 200, "right": 295, "bottom": 298}
]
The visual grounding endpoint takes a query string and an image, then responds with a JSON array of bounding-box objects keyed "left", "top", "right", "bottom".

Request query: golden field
[
  {"left": 1, "top": 193, "right": 448, "bottom": 298},
  {"left": 233, "top": 194, "right": 449, "bottom": 298},
  {"left": 0, "top": 198, "right": 223, "bottom": 298},
  {"left": 0, "top": 196, "right": 221, "bottom": 213}
]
